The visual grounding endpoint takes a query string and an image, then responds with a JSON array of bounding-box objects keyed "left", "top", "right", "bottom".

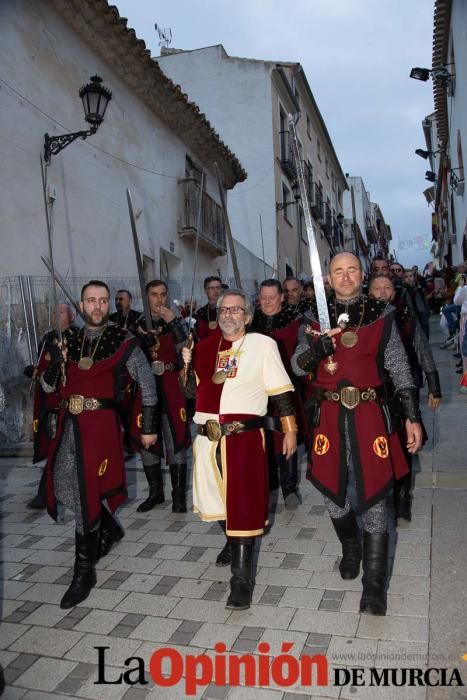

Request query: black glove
[
  {"left": 296, "top": 334, "right": 335, "bottom": 372},
  {"left": 426, "top": 371, "right": 441, "bottom": 398},
  {"left": 23, "top": 365, "right": 34, "bottom": 379},
  {"left": 397, "top": 388, "right": 422, "bottom": 423},
  {"left": 169, "top": 318, "right": 188, "bottom": 344},
  {"left": 141, "top": 404, "right": 158, "bottom": 434},
  {"left": 141, "top": 333, "right": 158, "bottom": 349}
]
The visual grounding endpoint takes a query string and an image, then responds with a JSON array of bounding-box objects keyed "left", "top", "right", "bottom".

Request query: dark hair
[
  {"left": 146, "top": 279, "right": 168, "bottom": 293},
  {"left": 303, "top": 281, "right": 314, "bottom": 290},
  {"left": 116, "top": 289, "right": 132, "bottom": 300},
  {"left": 221, "top": 283, "right": 229, "bottom": 290},
  {"left": 390, "top": 262, "right": 405, "bottom": 271},
  {"left": 283, "top": 276, "right": 303, "bottom": 286},
  {"left": 260, "top": 279, "right": 283, "bottom": 293},
  {"left": 369, "top": 274, "right": 394, "bottom": 286},
  {"left": 81, "top": 280, "right": 110, "bottom": 300},
  {"left": 203, "top": 276, "right": 222, "bottom": 289}
]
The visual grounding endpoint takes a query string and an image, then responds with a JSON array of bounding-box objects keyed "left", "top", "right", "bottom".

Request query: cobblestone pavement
[{"left": 1, "top": 321, "right": 465, "bottom": 699}]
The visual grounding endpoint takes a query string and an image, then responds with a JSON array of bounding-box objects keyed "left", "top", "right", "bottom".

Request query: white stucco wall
[
  {"left": 0, "top": 1, "right": 233, "bottom": 296},
  {"left": 158, "top": 46, "right": 277, "bottom": 270},
  {"left": 447, "top": 0, "right": 467, "bottom": 263}
]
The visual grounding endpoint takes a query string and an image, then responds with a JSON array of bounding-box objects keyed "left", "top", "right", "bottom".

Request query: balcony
[
  {"left": 322, "top": 203, "right": 332, "bottom": 236},
  {"left": 178, "top": 178, "right": 227, "bottom": 256},
  {"left": 310, "top": 182, "right": 323, "bottom": 220},
  {"left": 332, "top": 218, "right": 344, "bottom": 251},
  {"left": 303, "top": 162, "right": 313, "bottom": 204},
  {"left": 279, "top": 130, "right": 298, "bottom": 181}
]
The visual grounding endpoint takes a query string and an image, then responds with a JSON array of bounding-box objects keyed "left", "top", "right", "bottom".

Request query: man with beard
[
  {"left": 369, "top": 274, "right": 441, "bottom": 521},
  {"left": 42, "top": 281, "right": 157, "bottom": 608},
  {"left": 291, "top": 253, "right": 423, "bottom": 616},
  {"left": 249, "top": 279, "right": 303, "bottom": 508},
  {"left": 181, "top": 289, "right": 297, "bottom": 610},
  {"left": 283, "top": 277, "right": 308, "bottom": 314},
  {"left": 195, "top": 276, "right": 223, "bottom": 340},
  {"left": 136, "top": 279, "right": 191, "bottom": 513},
  {"left": 109, "top": 289, "right": 141, "bottom": 332}
]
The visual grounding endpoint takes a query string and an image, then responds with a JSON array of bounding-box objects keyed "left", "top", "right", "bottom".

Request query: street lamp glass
[
  {"left": 79, "top": 75, "right": 112, "bottom": 128},
  {"left": 410, "top": 67, "right": 431, "bottom": 82}
]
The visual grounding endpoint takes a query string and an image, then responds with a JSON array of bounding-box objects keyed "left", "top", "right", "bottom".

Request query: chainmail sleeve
[
  {"left": 412, "top": 320, "right": 437, "bottom": 375},
  {"left": 126, "top": 346, "right": 158, "bottom": 406},
  {"left": 383, "top": 320, "right": 416, "bottom": 391},
  {"left": 291, "top": 314, "right": 315, "bottom": 376}
]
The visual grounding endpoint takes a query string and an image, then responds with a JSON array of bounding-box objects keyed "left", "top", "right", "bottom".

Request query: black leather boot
[
  {"left": 359, "top": 531, "right": 389, "bottom": 616},
  {"left": 331, "top": 510, "right": 362, "bottom": 580},
  {"left": 27, "top": 469, "right": 46, "bottom": 510},
  {"left": 226, "top": 537, "right": 255, "bottom": 610},
  {"left": 279, "top": 453, "right": 301, "bottom": 509},
  {"left": 60, "top": 530, "right": 99, "bottom": 609},
  {"left": 216, "top": 520, "right": 231, "bottom": 567},
  {"left": 137, "top": 462, "right": 164, "bottom": 512},
  {"left": 169, "top": 463, "right": 187, "bottom": 513},
  {"left": 98, "top": 507, "right": 124, "bottom": 560},
  {"left": 394, "top": 474, "right": 412, "bottom": 522}
]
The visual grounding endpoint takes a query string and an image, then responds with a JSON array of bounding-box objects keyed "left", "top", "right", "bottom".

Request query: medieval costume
[
  {"left": 195, "top": 302, "right": 222, "bottom": 341},
  {"left": 292, "top": 294, "right": 422, "bottom": 616},
  {"left": 182, "top": 331, "right": 296, "bottom": 609},
  {"left": 109, "top": 308, "right": 141, "bottom": 333},
  {"left": 42, "top": 323, "right": 157, "bottom": 608},
  {"left": 250, "top": 306, "right": 304, "bottom": 507},
  {"left": 137, "top": 314, "right": 191, "bottom": 512}
]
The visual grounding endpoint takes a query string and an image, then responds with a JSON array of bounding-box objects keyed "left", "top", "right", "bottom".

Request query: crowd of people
[{"left": 25, "top": 252, "right": 455, "bottom": 618}]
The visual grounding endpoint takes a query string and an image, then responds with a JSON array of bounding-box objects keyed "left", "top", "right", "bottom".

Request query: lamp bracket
[{"left": 44, "top": 127, "right": 97, "bottom": 164}]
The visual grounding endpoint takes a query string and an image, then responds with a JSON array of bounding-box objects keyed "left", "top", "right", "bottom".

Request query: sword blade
[
  {"left": 126, "top": 188, "right": 153, "bottom": 330},
  {"left": 288, "top": 115, "right": 331, "bottom": 331},
  {"left": 40, "top": 256, "right": 84, "bottom": 322}
]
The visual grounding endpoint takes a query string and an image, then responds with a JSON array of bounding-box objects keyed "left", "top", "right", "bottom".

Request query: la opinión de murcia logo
[{"left": 94, "top": 645, "right": 465, "bottom": 694}]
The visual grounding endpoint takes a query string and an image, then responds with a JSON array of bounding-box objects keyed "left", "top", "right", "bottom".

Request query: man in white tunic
[{"left": 181, "top": 289, "right": 297, "bottom": 609}]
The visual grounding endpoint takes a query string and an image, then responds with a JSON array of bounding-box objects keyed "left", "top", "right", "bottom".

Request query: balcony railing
[
  {"left": 178, "top": 178, "right": 227, "bottom": 256},
  {"left": 311, "top": 182, "right": 324, "bottom": 221},
  {"left": 279, "top": 130, "right": 298, "bottom": 181}
]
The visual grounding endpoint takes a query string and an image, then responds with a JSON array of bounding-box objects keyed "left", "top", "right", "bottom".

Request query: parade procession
[{"left": 1, "top": 1, "right": 467, "bottom": 698}]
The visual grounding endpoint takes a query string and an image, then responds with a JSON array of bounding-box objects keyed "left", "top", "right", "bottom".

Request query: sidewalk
[{"left": 0, "top": 319, "right": 466, "bottom": 699}]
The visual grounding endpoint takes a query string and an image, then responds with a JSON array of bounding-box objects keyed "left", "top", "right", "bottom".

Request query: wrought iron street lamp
[{"left": 44, "top": 75, "right": 112, "bottom": 163}]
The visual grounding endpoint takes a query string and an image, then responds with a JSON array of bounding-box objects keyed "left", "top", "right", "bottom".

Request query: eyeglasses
[{"left": 218, "top": 306, "right": 245, "bottom": 316}]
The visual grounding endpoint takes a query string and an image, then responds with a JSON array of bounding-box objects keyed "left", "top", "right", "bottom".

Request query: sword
[
  {"left": 40, "top": 155, "right": 62, "bottom": 343},
  {"left": 40, "top": 256, "right": 84, "bottom": 322},
  {"left": 288, "top": 115, "right": 331, "bottom": 332},
  {"left": 126, "top": 189, "right": 153, "bottom": 333}
]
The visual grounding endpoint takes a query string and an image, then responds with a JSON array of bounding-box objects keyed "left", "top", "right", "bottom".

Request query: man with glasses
[
  {"left": 181, "top": 289, "right": 297, "bottom": 610},
  {"left": 195, "top": 276, "right": 224, "bottom": 340},
  {"left": 390, "top": 262, "right": 405, "bottom": 280}
]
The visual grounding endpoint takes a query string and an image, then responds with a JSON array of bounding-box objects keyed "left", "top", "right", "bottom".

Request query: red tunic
[
  {"left": 45, "top": 338, "right": 135, "bottom": 532},
  {"left": 32, "top": 345, "right": 59, "bottom": 464},
  {"left": 195, "top": 304, "right": 222, "bottom": 341},
  {"left": 308, "top": 316, "right": 408, "bottom": 510}
]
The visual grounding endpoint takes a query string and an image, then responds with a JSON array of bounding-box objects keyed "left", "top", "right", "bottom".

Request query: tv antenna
[{"left": 155, "top": 23, "right": 172, "bottom": 49}]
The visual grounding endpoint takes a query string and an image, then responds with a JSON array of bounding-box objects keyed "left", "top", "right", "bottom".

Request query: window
[
  {"left": 298, "top": 205, "right": 306, "bottom": 242},
  {"left": 306, "top": 115, "right": 312, "bottom": 139},
  {"left": 279, "top": 107, "right": 287, "bottom": 161},
  {"left": 282, "top": 183, "right": 292, "bottom": 223},
  {"left": 317, "top": 139, "right": 321, "bottom": 162},
  {"left": 185, "top": 155, "right": 202, "bottom": 182},
  {"left": 325, "top": 158, "right": 330, "bottom": 179}
]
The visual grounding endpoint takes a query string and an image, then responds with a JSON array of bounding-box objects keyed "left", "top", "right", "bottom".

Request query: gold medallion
[
  {"left": 324, "top": 356, "right": 339, "bottom": 375},
  {"left": 211, "top": 369, "right": 227, "bottom": 384},
  {"left": 151, "top": 360, "right": 165, "bottom": 376},
  {"left": 341, "top": 331, "right": 359, "bottom": 348},
  {"left": 78, "top": 357, "right": 93, "bottom": 370},
  {"left": 208, "top": 321, "right": 218, "bottom": 330}
]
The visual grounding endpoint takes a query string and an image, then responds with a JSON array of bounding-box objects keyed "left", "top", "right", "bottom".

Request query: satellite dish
[{"left": 155, "top": 23, "right": 172, "bottom": 48}]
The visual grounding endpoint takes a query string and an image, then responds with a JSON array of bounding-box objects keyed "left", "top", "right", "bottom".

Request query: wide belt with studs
[
  {"left": 197, "top": 417, "right": 267, "bottom": 442},
  {"left": 323, "top": 387, "right": 380, "bottom": 410},
  {"left": 60, "top": 395, "right": 117, "bottom": 415}
]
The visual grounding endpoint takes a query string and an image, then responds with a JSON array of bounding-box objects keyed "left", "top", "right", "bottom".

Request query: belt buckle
[
  {"left": 340, "top": 387, "right": 360, "bottom": 410},
  {"left": 68, "top": 394, "right": 84, "bottom": 415},
  {"left": 83, "top": 398, "right": 99, "bottom": 411},
  {"left": 226, "top": 420, "right": 244, "bottom": 434},
  {"left": 205, "top": 419, "right": 222, "bottom": 442}
]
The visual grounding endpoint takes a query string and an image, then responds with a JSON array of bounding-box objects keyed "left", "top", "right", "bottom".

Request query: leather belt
[
  {"left": 323, "top": 387, "right": 378, "bottom": 410},
  {"left": 60, "top": 395, "right": 117, "bottom": 415},
  {"left": 198, "top": 417, "right": 266, "bottom": 442}
]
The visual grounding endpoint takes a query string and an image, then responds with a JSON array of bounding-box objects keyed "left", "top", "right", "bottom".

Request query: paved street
[{"left": 1, "top": 320, "right": 466, "bottom": 699}]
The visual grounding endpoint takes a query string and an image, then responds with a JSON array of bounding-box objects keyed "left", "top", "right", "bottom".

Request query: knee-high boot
[
  {"left": 279, "top": 452, "right": 301, "bottom": 509},
  {"left": 359, "top": 531, "right": 389, "bottom": 616},
  {"left": 137, "top": 462, "right": 164, "bottom": 512},
  {"left": 27, "top": 469, "right": 46, "bottom": 510},
  {"left": 331, "top": 509, "right": 362, "bottom": 580},
  {"left": 226, "top": 537, "right": 255, "bottom": 610},
  {"left": 60, "top": 530, "right": 99, "bottom": 609},
  {"left": 216, "top": 520, "right": 231, "bottom": 567},
  {"left": 98, "top": 507, "right": 124, "bottom": 560},
  {"left": 169, "top": 463, "right": 187, "bottom": 513},
  {"left": 394, "top": 472, "right": 412, "bottom": 522}
]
